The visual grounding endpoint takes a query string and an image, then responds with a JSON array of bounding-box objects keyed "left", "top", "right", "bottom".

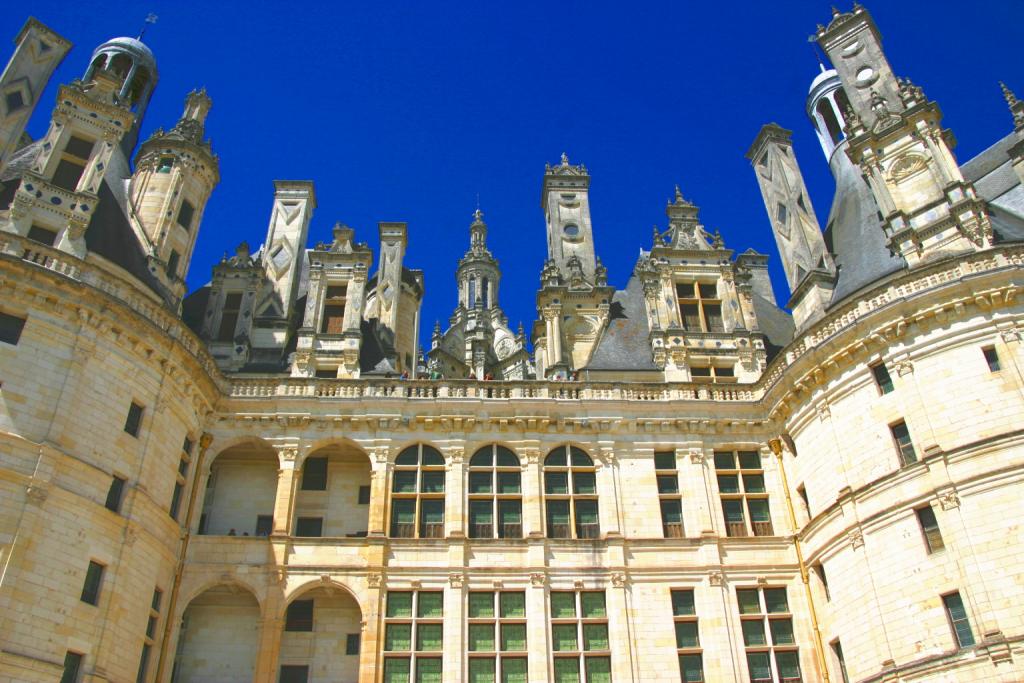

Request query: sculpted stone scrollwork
[
  {"left": 849, "top": 529, "right": 865, "bottom": 549},
  {"left": 689, "top": 449, "right": 705, "bottom": 465},
  {"left": 610, "top": 572, "right": 627, "bottom": 588},
  {"left": 893, "top": 359, "right": 914, "bottom": 376},
  {"left": 708, "top": 571, "right": 724, "bottom": 587},
  {"left": 530, "top": 573, "right": 546, "bottom": 588},
  {"left": 367, "top": 573, "right": 383, "bottom": 589},
  {"left": 449, "top": 573, "right": 465, "bottom": 588},
  {"left": 938, "top": 491, "right": 960, "bottom": 510}
]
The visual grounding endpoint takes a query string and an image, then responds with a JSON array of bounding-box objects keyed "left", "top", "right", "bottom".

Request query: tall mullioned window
[
  {"left": 890, "top": 421, "right": 916, "bottom": 466},
  {"left": 544, "top": 446, "right": 599, "bottom": 539},
  {"left": 715, "top": 450, "right": 773, "bottom": 537},
  {"left": 136, "top": 587, "right": 162, "bottom": 683},
  {"left": 655, "top": 451, "right": 684, "bottom": 538},
  {"left": 169, "top": 437, "right": 194, "bottom": 522},
  {"left": 468, "top": 445, "right": 522, "bottom": 539},
  {"left": 942, "top": 591, "right": 975, "bottom": 649},
  {"left": 383, "top": 590, "right": 443, "bottom": 682},
  {"left": 671, "top": 589, "right": 703, "bottom": 682},
  {"left": 467, "top": 591, "right": 528, "bottom": 682},
  {"left": 737, "top": 587, "right": 801, "bottom": 682},
  {"left": 550, "top": 590, "right": 611, "bottom": 683},
  {"left": 390, "top": 445, "right": 446, "bottom": 538}
]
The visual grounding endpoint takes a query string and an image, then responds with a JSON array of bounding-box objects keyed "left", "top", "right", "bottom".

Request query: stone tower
[
  {"left": 542, "top": 153, "right": 597, "bottom": 282},
  {"left": 817, "top": 5, "right": 992, "bottom": 266},
  {"left": 0, "top": 18, "right": 71, "bottom": 169},
  {"left": 747, "top": 123, "right": 836, "bottom": 329},
  {"left": 130, "top": 89, "right": 219, "bottom": 302}
]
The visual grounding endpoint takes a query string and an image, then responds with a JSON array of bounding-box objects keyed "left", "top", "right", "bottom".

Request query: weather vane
[{"left": 138, "top": 13, "right": 158, "bottom": 41}]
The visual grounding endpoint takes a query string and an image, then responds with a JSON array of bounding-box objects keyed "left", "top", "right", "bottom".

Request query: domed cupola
[
  {"left": 456, "top": 209, "right": 501, "bottom": 310},
  {"left": 84, "top": 36, "right": 158, "bottom": 152},
  {"left": 806, "top": 66, "right": 850, "bottom": 162}
]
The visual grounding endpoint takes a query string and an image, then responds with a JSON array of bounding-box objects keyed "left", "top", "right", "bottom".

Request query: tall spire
[
  {"left": 1000, "top": 81, "right": 1024, "bottom": 131},
  {"left": 469, "top": 208, "right": 488, "bottom": 253}
]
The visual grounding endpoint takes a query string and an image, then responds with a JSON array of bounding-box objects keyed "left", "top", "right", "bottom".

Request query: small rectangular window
[
  {"left": 915, "top": 505, "right": 944, "bottom": 553},
  {"left": 217, "top": 292, "right": 242, "bottom": 342},
  {"left": 65, "top": 136, "right": 94, "bottom": 159},
  {"left": 156, "top": 156, "right": 174, "bottom": 173},
  {"left": 105, "top": 475, "right": 126, "bottom": 512},
  {"left": 813, "top": 562, "right": 830, "bottom": 601},
  {"left": 982, "top": 346, "right": 1000, "bottom": 372},
  {"left": 0, "top": 311, "right": 27, "bottom": 345},
  {"left": 285, "top": 599, "right": 314, "bottom": 632},
  {"left": 831, "top": 639, "right": 849, "bottom": 683},
  {"left": 358, "top": 485, "right": 371, "bottom": 504},
  {"left": 942, "top": 591, "right": 975, "bottom": 649},
  {"left": 871, "top": 362, "right": 894, "bottom": 394},
  {"left": 5, "top": 89, "right": 26, "bottom": 112},
  {"left": 654, "top": 451, "right": 676, "bottom": 470},
  {"left": 81, "top": 560, "right": 104, "bottom": 605},
  {"left": 346, "top": 633, "right": 361, "bottom": 655},
  {"left": 295, "top": 517, "right": 323, "bottom": 537},
  {"left": 169, "top": 482, "right": 184, "bottom": 521},
  {"left": 301, "top": 456, "right": 328, "bottom": 490},
  {"left": 27, "top": 224, "right": 58, "bottom": 246},
  {"left": 279, "top": 665, "right": 309, "bottom": 683},
  {"left": 124, "top": 402, "right": 144, "bottom": 437},
  {"left": 321, "top": 304, "right": 346, "bottom": 334},
  {"left": 176, "top": 200, "right": 195, "bottom": 231},
  {"left": 61, "top": 651, "right": 83, "bottom": 683},
  {"left": 776, "top": 202, "right": 788, "bottom": 224},
  {"left": 255, "top": 514, "right": 273, "bottom": 536},
  {"left": 890, "top": 421, "right": 916, "bottom": 466},
  {"left": 314, "top": 369, "right": 336, "bottom": 378},
  {"left": 166, "top": 250, "right": 180, "bottom": 279}
]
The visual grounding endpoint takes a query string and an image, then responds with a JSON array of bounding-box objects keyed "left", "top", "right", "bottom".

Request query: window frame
[
  {"left": 543, "top": 445, "right": 600, "bottom": 540},
  {"left": 136, "top": 586, "right": 162, "bottom": 683},
  {"left": 671, "top": 588, "right": 703, "bottom": 682},
  {"left": 655, "top": 451, "right": 684, "bottom": 538},
  {"left": 466, "top": 590, "right": 528, "bottom": 681},
  {"left": 982, "top": 346, "right": 1001, "bottom": 372},
  {"left": 51, "top": 134, "right": 93, "bottom": 192},
  {"left": 467, "top": 445, "right": 523, "bottom": 539},
  {"left": 715, "top": 450, "right": 773, "bottom": 538},
  {"left": 942, "top": 591, "right": 975, "bottom": 650},
  {"left": 285, "top": 598, "right": 315, "bottom": 632},
  {"left": 320, "top": 284, "right": 348, "bottom": 335},
  {"left": 890, "top": 420, "right": 917, "bottom": 467},
  {"left": 870, "top": 361, "right": 894, "bottom": 395},
  {"left": 124, "top": 401, "right": 145, "bottom": 437},
  {"left": 383, "top": 590, "right": 444, "bottom": 681},
  {"left": 389, "top": 444, "right": 446, "bottom": 539},
  {"left": 105, "top": 475, "right": 127, "bottom": 513},
  {"left": 80, "top": 560, "right": 105, "bottom": 606},
  {"left": 61, "top": 651, "right": 84, "bottom": 683},
  {"left": 736, "top": 586, "right": 801, "bottom": 683},
  {"left": 0, "top": 311, "right": 27, "bottom": 346},
  {"left": 676, "top": 280, "right": 724, "bottom": 333},
  {"left": 549, "top": 590, "right": 610, "bottom": 682},
  {"left": 915, "top": 505, "right": 945, "bottom": 554}
]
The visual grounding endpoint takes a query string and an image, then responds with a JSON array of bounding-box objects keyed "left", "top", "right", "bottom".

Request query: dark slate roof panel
[
  {"left": 584, "top": 276, "right": 657, "bottom": 371},
  {"left": 750, "top": 292, "right": 794, "bottom": 361},
  {"left": 961, "top": 133, "right": 1017, "bottom": 183},
  {"left": 86, "top": 178, "right": 165, "bottom": 296}
]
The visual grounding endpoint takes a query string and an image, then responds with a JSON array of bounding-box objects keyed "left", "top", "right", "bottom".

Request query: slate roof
[
  {"left": 584, "top": 276, "right": 657, "bottom": 371},
  {"left": 751, "top": 292, "right": 794, "bottom": 361}
]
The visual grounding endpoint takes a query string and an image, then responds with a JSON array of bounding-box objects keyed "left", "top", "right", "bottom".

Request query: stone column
[
  {"left": 445, "top": 446, "right": 465, "bottom": 538},
  {"left": 442, "top": 573, "right": 466, "bottom": 683},
  {"left": 358, "top": 574, "right": 384, "bottom": 683},
  {"left": 367, "top": 448, "right": 391, "bottom": 537},
  {"left": 527, "top": 574, "right": 551, "bottom": 682},
  {"left": 595, "top": 446, "right": 621, "bottom": 537},
  {"left": 520, "top": 448, "right": 543, "bottom": 537},
  {"left": 271, "top": 445, "right": 300, "bottom": 535},
  {"left": 252, "top": 590, "right": 285, "bottom": 682},
  {"left": 606, "top": 575, "right": 637, "bottom": 681}
]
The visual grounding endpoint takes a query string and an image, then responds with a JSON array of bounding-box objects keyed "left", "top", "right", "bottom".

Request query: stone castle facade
[{"left": 1, "top": 5, "right": 1023, "bottom": 682}]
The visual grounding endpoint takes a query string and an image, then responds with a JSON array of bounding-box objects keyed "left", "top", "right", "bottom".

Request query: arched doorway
[{"left": 172, "top": 584, "right": 260, "bottom": 682}]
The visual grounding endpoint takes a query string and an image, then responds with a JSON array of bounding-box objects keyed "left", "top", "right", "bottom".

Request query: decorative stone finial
[
  {"left": 712, "top": 230, "right": 724, "bottom": 249},
  {"left": 560, "top": 152, "right": 569, "bottom": 166},
  {"left": 1001, "top": 81, "right": 1018, "bottom": 106},
  {"left": 1000, "top": 81, "right": 1024, "bottom": 130}
]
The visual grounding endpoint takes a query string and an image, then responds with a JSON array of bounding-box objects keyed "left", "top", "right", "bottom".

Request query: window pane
[
  {"left": 385, "top": 624, "right": 412, "bottom": 650},
  {"left": 661, "top": 499, "right": 682, "bottom": 524},
  {"left": 396, "top": 448, "right": 419, "bottom": 465},
  {"left": 417, "top": 623, "right": 443, "bottom": 651},
  {"left": 681, "top": 303, "right": 701, "bottom": 330},
  {"left": 774, "top": 651, "right": 801, "bottom": 679},
  {"left": 547, "top": 500, "right": 571, "bottom": 538},
  {"left": 737, "top": 589, "right": 760, "bottom": 615},
  {"left": 657, "top": 475, "right": 680, "bottom": 494},
  {"left": 572, "top": 471, "right": 596, "bottom": 495},
  {"left": 470, "top": 501, "right": 494, "bottom": 525},
  {"left": 583, "top": 623, "right": 609, "bottom": 650},
  {"left": 470, "top": 448, "right": 494, "bottom": 467},
  {"left": 418, "top": 592, "right": 444, "bottom": 618},
  {"left": 580, "top": 592, "right": 606, "bottom": 618},
  {"left": 738, "top": 451, "right": 761, "bottom": 469},
  {"left": 748, "top": 499, "right": 771, "bottom": 523},
  {"left": 713, "top": 451, "right": 735, "bottom": 470},
  {"left": 679, "top": 653, "right": 704, "bottom": 682},
  {"left": 545, "top": 448, "right": 567, "bottom": 467},
  {"left": 393, "top": 470, "right": 417, "bottom": 493},
  {"left": 770, "top": 618, "right": 795, "bottom": 645},
  {"left": 420, "top": 500, "right": 444, "bottom": 536},
  {"left": 569, "top": 447, "right": 592, "bottom": 467},
  {"left": 723, "top": 500, "right": 745, "bottom": 523},
  {"left": 551, "top": 592, "right": 576, "bottom": 618},
  {"left": 717, "top": 475, "right": 740, "bottom": 494},
  {"left": 469, "top": 471, "right": 493, "bottom": 494},
  {"left": 741, "top": 619, "right": 766, "bottom": 646},
  {"left": 496, "top": 447, "right": 519, "bottom": 467},
  {"left": 383, "top": 657, "right": 411, "bottom": 683},
  {"left": 301, "top": 457, "right": 327, "bottom": 490},
  {"left": 421, "top": 447, "right": 444, "bottom": 466},
  {"left": 469, "top": 623, "right": 495, "bottom": 651},
  {"left": 552, "top": 623, "right": 578, "bottom": 651},
  {"left": 553, "top": 657, "right": 580, "bottom": 683},
  {"left": 469, "top": 658, "right": 495, "bottom": 683},
  {"left": 575, "top": 500, "right": 599, "bottom": 538},
  {"left": 584, "top": 656, "right": 611, "bottom": 683},
  {"left": 497, "top": 471, "right": 521, "bottom": 494},
  {"left": 498, "top": 501, "right": 522, "bottom": 537},
  {"left": 545, "top": 472, "right": 569, "bottom": 495},
  {"left": 421, "top": 471, "right": 445, "bottom": 493},
  {"left": 675, "top": 621, "right": 699, "bottom": 648},
  {"left": 671, "top": 590, "right": 695, "bottom": 616},
  {"left": 391, "top": 500, "right": 416, "bottom": 537},
  {"left": 469, "top": 592, "right": 494, "bottom": 618},
  {"left": 387, "top": 592, "right": 413, "bottom": 618},
  {"left": 746, "top": 652, "right": 772, "bottom": 681},
  {"left": 704, "top": 304, "right": 724, "bottom": 332},
  {"left": 743, "top": 474, "right": 765, "bottom": 493},
  {"left": 654, "top": 452, "right": 676, "bottom": 470},
  {"left": 500, "top": 657, "right": 527, "bottom": 683},
  {"left": 500, "top": 592, "right": 526, "bottom": 618},
  {"left": 501, "top": 623, "right": 527, "bottom": 651},
  {"left": 415, "top": 657, "right": 442, "bottom": 683},
  {"left": 764, "top": 588, "right": 789, "bottom": 613}
]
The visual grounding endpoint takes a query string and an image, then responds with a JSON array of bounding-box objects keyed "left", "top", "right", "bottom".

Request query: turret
[
  {"left": 1001, "top": 82, "right": 1024, "bottom": 185},
  {"left": 0, "top": 18, "right": 71, "bottom": 169},
  {"left": 83, "top": 36, "right": 158, "bottom": 155},
  {"left": 457, "top": 209, "right": 500, "bottom": 310},
  {"left": 130, "top": 89, "right": 219, "bottom": 301}
]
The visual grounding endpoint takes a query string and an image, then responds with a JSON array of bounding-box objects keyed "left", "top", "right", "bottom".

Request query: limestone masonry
[{"left": 1, "top": 5, "right": 1023, "bottom": 683}]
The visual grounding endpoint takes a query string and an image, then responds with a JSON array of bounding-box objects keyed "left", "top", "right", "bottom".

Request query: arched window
[
  {"left": 468, "top": 279, "right": 476, "bottom": 308},
  {"left": 544, "top": 446, "right": 599, "bottom": 539},
  {"left": 817, "top": 99, "right": 842, "bottom": 144},
  {"left": 390, "top": 445, "right": 445, "bottom": 538},
  {"left": 481, "top": 278, "right": 490, "bottom": 309},
  {"left": 468, "top": 445, "right": 522, "bottom": 538}
]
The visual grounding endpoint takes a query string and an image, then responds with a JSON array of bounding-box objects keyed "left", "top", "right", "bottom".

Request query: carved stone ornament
[
  {"left": 371, "top": 447, "right": 390, "bottom": 465},
  {"left": 689, "top": 449, "right": 705, "bottom": 464},
  {"left": 522, "top": 449, "right": 541, "bottom": 466},
  {"left": 367, "top": 573, "right": 383, "bottom": 589},
  {"left": 888, "top": 153, "right": 929, "bottom": 183},
  {"left": 277, "top": 447, "right": 298, "bottom": 463},
  {"left": 25, "top": 483, "right": 48, "bottom": 503},
  {"left": 938, "top": 491, "right": 960, "bottom": 510},
  {"left": 530, "top": 573, "right": 546, "bottom": 587},
  {"left": 1000, "top": 328, "right": 1022, "bottom": 343},
  {"left": 449, "top": 573, "right": 465, "bottom": 588},
  {"left": 816, "top": 400, "right": 831, "bottom": 421},
  {"left": 893, "top": 359, "right": 914, "bottom": 376},
  {"left": 611, "top": 572, "right": 627, "bottom": 588},
  {"left": 849, "top": 529, "right": 865, "bottom": 549},
  {"left": 708, "top": 571, "right": 724, "bottom": 586}
]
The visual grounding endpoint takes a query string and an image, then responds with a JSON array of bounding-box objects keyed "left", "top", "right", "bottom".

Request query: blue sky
[{"left": 7, "top": 2, "right": 1023, "bottom": 352}]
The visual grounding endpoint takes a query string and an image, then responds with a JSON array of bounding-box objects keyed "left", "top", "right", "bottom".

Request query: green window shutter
[
  {"left": 468, "top": 623, "right": 495, "bottom": 652},
  {"left": 418, "top": 592, "right": 444, "bottom": 618},
  {"left": 468, "top": 592, "right": 494, "bottom": 619},
  {"left": 582, "top": 623, "right": 609, "bottom": 650},
  {"left": 551, "top": 624, "right": 578, "bottom": 651},
  {"left": 387, "top": 592, "right": 413, "bottom": 618}
]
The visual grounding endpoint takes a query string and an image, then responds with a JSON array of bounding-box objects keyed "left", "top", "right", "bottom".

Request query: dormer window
[
  {"left": 677, "top": 282, "right": 724, "bottom": 333},
  {"left": 51, "top": 135, "right": 93, "bottom": 192}
]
